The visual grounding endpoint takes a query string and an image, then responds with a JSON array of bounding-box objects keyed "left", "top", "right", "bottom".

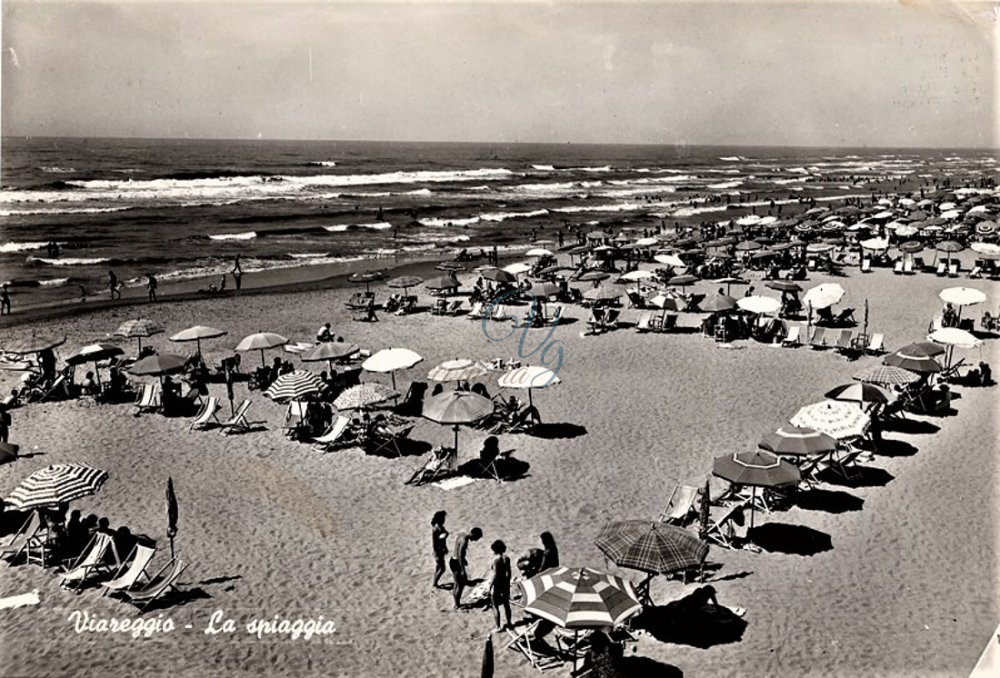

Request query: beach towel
[
  {"left": 433, "top": 476, "right": 477, "bottom": 491},
  {"left": 0, "top": 590, "right": 40, "bottom": 610}
]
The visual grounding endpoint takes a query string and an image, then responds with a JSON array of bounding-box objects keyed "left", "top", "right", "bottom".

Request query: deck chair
[
  {"left": 913, "top": 256, "right": 927, "bottom": 272},
  {"left": 59, "top": 531, "right": 121, "bottom": 591},
  {"left": 830, "top": 446, "right": 866, "bottom": 481},
  {"left": 445, "top": 300, "right": 464, "bottom": 315},
  {"left": 0, "top": 511, "right": 43, "bottom": 562},
  {"left": 635, "top": 311, "right": 653, "bottom": 333},
  {"left": 313, "top": 415, "right": 354, "bottom": 451},
  {"left": 834, "top": 329, "right": 855, "bottom": 354},
  {"left": 282, "top": 400, "right": 310, "bottom": 437},
  {"left": 466, "top": 301, "right": 485, "bottom": 319},
  {"left": 601, "top": 308, "right": 621, "bottom": 331},
  {"left": 809, "top": 326, "right": 828, "bottom": 349},
  {"left": 782, "top": 325, "right": 801, "bottom": 347},
  {"left": 481, "top": 448, "right": 514, "bottom": 483},
  {"left": 625, "top": 291, "right": 646, "bottom": 309},
  {"left": 219, "top": 399, "right": 252, "bottom": 435},
  {"left": 660, "top": 314, "right": 678, "bottom": 333},
  {"left": 948, "top": 262, "right": 959, "bottom": 277},
  {"left": 431, "top": 298, "right": 448, "bottom": 315},
  {"left": 860, "top": 258, "right": 872, "bottom": 273},
  {"left": 935, "top": 261, "right": 947, "bottom": 276},
  {"left": 968, "top": 265, "right": 982, "bottom": 279},
  {"left": 124, "top": 558, "right": 189, "bottom": 613},
  {"left": 397, "top": 381, "right": 428, "bottom": 416},
  {"left": 101, "top": 543, "right": 157, "bottom": 596},
  {"left": 659, "top": 484, "right": 700, "bottom": 526},
  {"left": 835, "top": 307, "right": 856, "bottom": 325},
  {"left": 134, "top": 383, "right": 161, "bottom": 414},
  {"left": 866, "top": 333, "right": 885, "bottom": 354},
  {"left": 699, "top": 503, "right": 748, "bottom": 550},
  {"left": 505, "top": 621, "right": 564, "bottom": 672},
  {"left": 928, "top": 316, "right": 944, "bottom": 333},
  {"left": 368, "top": 423, "right": 414, "bottom": 457},
  {"left": 893, "top": 260, "right": 903, "bottom": 275},
  {"left": 902, "top": 258, "right": 914, "bottom": 274},
  {"left": 189, "top": 396, "right": 221, "bottom": 430},
  {"left": 585, "top": 307, "right": 606, "bottom": 334},
  {"left": 406, "top": 446, "right": 458, "bottom": 485},
  {"left": 491, "top": 304, "right": 512, "bottom": 322}
]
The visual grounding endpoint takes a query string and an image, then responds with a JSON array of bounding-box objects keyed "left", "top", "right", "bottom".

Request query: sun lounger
[
  {"left": 698, "top": 503, "right": 748, "bottom": 550},
  {"left": 935, "top": 261, "right": 947, "bottom": 276},
  {"left": 659, "top": 484, "right": 701, "bottom": 526},
  {"left": 219, "top": 399, "right": 252, "bottom": 435},
  {"left": 860, "top": 258, "right": 872, "bottom": 273},
  {"left": 59, "top": 531, "right": 121, "bottom": 591},
  {"left": 466, "top": 301, "right": 485, "bottom": 319},
  {"left": 189, "top": 396, "right": 221, "bottom": 430},
  {"left": 406, "top": 446, "right": 458, "bottom": 485},
  {"left": 601, "top": 308, "right": 621, "bottom": 331},
  {"left": 659, "top": 313, "right": 678, "bottom": 333},
  {"left": 134, "top": 383, "right": 161, "bottom": 415},
  {"left": 635, "top": 311, "right": 653, "bottom": 333},
  {"left": 948, "top": 262, "right": 959, "bottom": 277},
  {"left": 866, "top": 333, "right": 884, "bottom": 354},
  {"left": 834, "top": 329, "right": 855, "bottom": 354},
  {"left": 445, "top": 300, "right": 464, "bottom": 315},
  {"left": 123, "top": 558, "right": 189, "bottom": 613},
  {"left": 282, "top": 400, "right": 310, "bottom": 438},
  {"left": 902, "top": 258, "right": 914, "bottom": 274},
  {"left": 809, "top": 326, "right": 828, "bottom": 349},
  {"left": 368, "top": 423, "right": 415, "bottom": 457},
  {"left": 782, "top": 325, "right": 801, "bottom": 347},
  {"left": 893, "top": 260, "right": 903, "bottom": 275},
  {"left": 101, "top": 543, "right": 157, "bottom": 596},
  {"left": 313, "top": 415, "right": 354, "bottom": 451},
  {"left": 585, "top": 307, "right": 606, "bottom": 334},
  {"left": 0, "top": 512, "right": 43, "bottom": 563}
]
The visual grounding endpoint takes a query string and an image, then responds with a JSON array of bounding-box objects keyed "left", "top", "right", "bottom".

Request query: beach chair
[
  {"left": 782, "top": 325, "right": 801, "bottom": 347},
  {"left": 491, "top": 304, "right": 512, "bottom": 322},
  {"left": 866, "top": 333, "right": 885, "bottom": 355},
  {"left": 902, "top": 258, "right": 914, "bottom": 274},
  {"left": 188, "top": 396, "right": 221, "bottom": 430},
  {"left": 59, "top": 531, "right": 121, "bottom": 591},
  {"left": 219, "top": 399, "right": 253, "bottom": 435},
  {"left": 948, "top": 262, "right": 959, "bottom": 277},
  {"left": 860, "top": 258, "right": 872, "bottom": 273},
  {"left": 625, "top": 290, "right": 646, "bottom": 309},
  {"left": 835, "top": 307, "right": 856, "bottom": 326},
  {"left": 935, "top": 261, "right": 947, "bottom": 276},
  {"left": 834, "top": 329, "right": 855, "bottom": 355},
  {"left": 445, "top": 300, "right": 464, "bottom": 316},
  {"left": 928, "top": 316, "right": 944, "bottom": 333},
  {"left": 431, "top": 298, "right": 448, "bottom": 316},
  {"left": 892, "top": 260, "right": 903, "bottom": 275},
  {"left": 809, "top": 327, "right": 828, "bottom": 349},
  {"left": 406, "top": 446, "right": 458, "bottom": 485},
  {"left": 313, "top": 415, "right": 355, "bottom": 452},
  {"left": 101, "top": 543, "right": 158, "bottom": 596},
  {"left": 466, "top": 301, "right": 485, "bottom": 319},
  {"left": 505, "top": 621, "right": 564, "bottom": 672},
  {"left": 699, "top": 504, "right": 748, "bottom": 550},
  {"left": 660, "top": 313, "right": 678, "bottom": 333},
  {"left": 368, "top": 423, "right": 415, "bottom": 457},
  {"left": 24, "top": 374, "right": 67, "bottom": 404},
  {"left": 968, "top": 264, "right": 983, "bottom": 279},
  {"left": 913, "top": 256, "right": 927, "bottom": 272},
  {"left": 659, "top": 484, "right": 701, "bottom": 526},
  {"left": 569, "top": 288, "right": 585, "bottom": 304},
  {"left": 635, "top": 311, "right": 653, "bottom": 333},
  {"left": 0, "top": 512, "right": 43, "bottom": 563},
  {"left": 829, "top": 445, "right": 867, "bottom": 481},
  {"left": 123, "top": 558, "right": 189, "bottom": 613},
  {"left": 601, "top": 308, "right": 621, "bottom": 331},
  {"left": 585, "top": 307, "right": 606, "bottom": 334},
  {"left": 282, "top": 400, "right": 310, "bottom": 438},
  {"left": 134, "top": 383, "right": 161, "bottom": 415}
]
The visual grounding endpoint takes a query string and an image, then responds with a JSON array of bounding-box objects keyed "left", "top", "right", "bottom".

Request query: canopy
[
  {"left": 428, "top": 359, "right": 487, "bottom": 383},
  {"left": 883, "top": 350, "right": 942, "bottom": 374},
  {"left": 263, "top": 370, "right": 325, "bottom": 402},
  {"left": 737, "top": 295, "right": 781, "bottom": 315},
  {"left": 66, "top": 343, "right": 124, "bottom": 366},
  {"left": 129, "top": 353, "right": 187, "bottom": 376},
  {"left": 6, "top": 463, "right": 109, "bottom": 510},
  {"left": 790, "top": 400, "right": 870, "bottom": 439},
  {"left": 520, "top": 567, "right": 642, "bottom": 630},
  {"left": 594, "top": 521, "right": 708, "bottom": 575},
  {"left": 939, "top": 287, "right": 987, "bottom": 307},
  {"left": 803, "top": 283, "right": 845, "bottom": 310},
  {"left": 712, "top": 449, "right": 801, "bottom": 487},
  {"left": 759, "top": 425, "right": 837, "bottom": 457}
]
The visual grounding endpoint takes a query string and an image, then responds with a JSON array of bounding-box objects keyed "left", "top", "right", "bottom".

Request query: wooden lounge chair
[
  {"left": 59, "top": 531, "right": 121, "bottom": 591},
  {"left": 893, "top": 260, "right": 903, "bottom": 275},
  {"left": 902, "top": 259, "right": 914, "bottom": 274},
  {"left": 0, "top": 512, "right": 43, "bottom": 563},
  {"left": 659, "top": 484, "right": 701, "bottom": 526},
  {"left": 406, "top": 446, "right": 458, "bottom": 485},
  {"left": 102, "top": 543, "right": 158, "bottom": 596},
  {"left": 866, "top": 333, "right": 885, "bottom": 355},
  {"left": 313, "top": 415, "right": 354, "bottom": 451},
  {"left": 809, "top": 327, "right": 828, "bottom": 349},
  {"left": 782, "top": 325, "right": 801, "bottom": 347},
  {"left": 635, "top": 311, "right": 653, "bottom": 333},
  {"left": 368, "top": 423, "right": 415, "bottom": 457},
  {"left": 698, "top": 503, "right": 748, "bottom": 550},
  {"left": 935, "top": 261, "right": 947, "bottom": 276},
  {"left": 134, "top": 383, "right": 161, "bottom": 415},
  {"left": 189, "top": 396, "right": 221, "bottom": 430},
  {"left": 219, "top": 399, "right": 253, "bottom": 435},
  {"left": 124, "top": 558, "right": 189, "bottom": 613}
]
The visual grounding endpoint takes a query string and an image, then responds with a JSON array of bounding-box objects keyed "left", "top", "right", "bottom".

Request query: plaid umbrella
[
  {"left": 823, "top": 383, "right": 889, "bottom": 406},
  {"left": 790, "top": 400, "right": 870, "bottom": 439},
  {"left": 759, "top": 425, "right": 838, "bottom": 457},
  {"left": 263, "top": 370, "right": 325, "bottom": 402},
  {"left": 129, "top": 353, "right": 187, "bottom": 376},
  {"left": 595, "top": 520, "right": 708, "bottom": 575},
  {"left": 6, "top": 463, "right": 109, "bottom": 510},
  {"left": 520, "top": 566, "right": 642, "bottom": 630},
  {"left": 853, "top": 364, "right": 921, "bottom": 385},
  {"left": 114, "top": 318, "right": 163, "bottom": 352},
  {"left": 333, "top": 383, "right": 399, "bottom": 410},
  {"left": 5, "top": 336, "right": 66, "bottom": 355}
]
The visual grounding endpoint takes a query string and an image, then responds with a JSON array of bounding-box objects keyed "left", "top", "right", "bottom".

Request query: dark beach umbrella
[
  {"left": 129, "top": 353, "right": 187, "bottom": 377},
  {"left": 668, "top": 274, "right": 699, "bottom": 287},
  {"left": 388, "top": 275, "right": 424, "bottom": 297},
  {"left": 895, "top": 341, "right": 946, "bottom": 358},
  {"left": 425, "top": 274, "right": 460, "bottom": 292},
  {"left": 936, "top": 240, "right": 964, "bottom": 254},
  {"left": 898, "top": 241, "right": 923, "bottom": 254},
  {"left": 883, "top": 350, "right": 942, "bottom": 374},
  {"left": 734, "top": 240, "right": 762, "bottom": 252},
  {"left": 5, "top": 335, "right": 66, "bottom": 355},
  {"left": 481, "top": 268, "right": 516, "bottom": 284},
  {"left": 594, "top": 520, "right": 709, "bottom": 576},
  {"left": 578, "top": 270, "right": 610, "bottom": 282},
  {"left": 759, "top": 425, "right": 837, "bottom": 457},
  {"left": 166, "top": 477, "right": 178, "bottom": 559},
  {"left": 764, "top": 281, "right": 802, "bottom": 293},
  {"left": 699, "top": 294, "right": 737, "bottom": 313},
  {"left": 531, "top": 282, "right": 561, "bottom": 298},
  {"left": 436, "top": 262, "right": 466, "bottom": 272},
  {"left": 300, "top": 342, "right": 359, "bottom": 372},
  {"left": 348, "top": 270, "right": 385, "bottom": 293},
  {"left": 114, "top": 318, "right": 163, "bottom": 353},
  {"left": 712, "top": 450, "right": 800, "bottom": 528}
]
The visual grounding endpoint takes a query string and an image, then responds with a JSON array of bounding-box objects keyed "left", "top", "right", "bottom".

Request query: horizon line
[{"left": 2, "top": 134, "right": 997, "bottom": 152}]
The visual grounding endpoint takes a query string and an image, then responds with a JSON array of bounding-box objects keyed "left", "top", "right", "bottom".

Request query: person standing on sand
[
  {"left": 0, "top": 285, "right": 10, "bottom": 316},
  {"left": 232, "top": 255, "right": 243, "bottom": 292},
  {"left": 431, "top": 510, "right": 449, "bottom": 589},
  {"left": 109, "top": 270, "right": 121, "bottom": 300},
  {"left": 450, "top": 526, "right": 482, "bottom": 608},
  {"left": 147, "top": 274, "right": 158, "bottom": 302},
  {"left": 488, "top": 540, "right": 512, "bottom": 632}
]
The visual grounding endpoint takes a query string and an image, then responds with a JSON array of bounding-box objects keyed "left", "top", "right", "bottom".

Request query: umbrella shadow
[
  {"left": 883, "top": 418, "right": 940, "bottom": 435},
  {"left": 368, "top": 438, "right": 431, "bottom": 459},
  {"left": 816, "top": 465, "right": 893, "bottom": 488},
  {"left": 456, "top": 455, "right": 530, "bottom": 483},
  {"left": 873, "top": 438, "right": 918, "bottom": 458},
  {"left": 748, "top": 523, "right": 833, "bottom": 556},
  {"left": 791, "top": 488, "right": 864, "bottom": 514},
  {"left": 120, "top": 586, "right": 212, "bottom": 613},
  {"left": 620, "top": 657, "right": 684, "bottom": 677},
  {"left": 529, "top": 423, "right": 588, "bottom": 439},
  {"left": 633, "top": 597, "right": 748, "bottom": 648}
]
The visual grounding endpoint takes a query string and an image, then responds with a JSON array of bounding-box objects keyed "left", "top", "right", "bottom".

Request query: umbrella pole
[
  {"left": 260, "top": 349, "right": 266, "bottom": 367},
  {"left": 137, "top": 337, "right": 143, "bottom": 354},
  {"left": 391, "top": 372, "right": 397, "bottom": 391},
  {"left": 573, "top": 630, "right": 578, "bottom": 674},
  {"left": 93, "top": 361, "right": 103, "bottom": 389},
  {"left": 750, "top": 487, "right": 756, "bottom": 530},
  {"left": 528, "top": 388, "right": 533, "bottom": 408},
  {"left": 453, "top": 425, "right": 460, "bottom": 454}
]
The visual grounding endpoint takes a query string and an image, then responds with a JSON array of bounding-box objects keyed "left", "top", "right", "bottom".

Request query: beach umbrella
[
  {"left": 619, "top": 270, "right": 654, "bottom": 282},
  {"left": 166, "top": 477, "right": 178, "bottom": 559},
  {"left": 425, "top": 274, "right": 461, "bottom": 292},
  {"left": 939, "top": 287, "right": 987, "bottom": 307},
  {"left": 790, "top": 400, "right": 870, "bottom": 439},
  {"left": 668, "top": 274, "right": 699, "bottom": 286},
  {"left": 894, "top": 225, "right": 919, "bottom": 237},
  {"left": 595, "top": 520, "right": 708, "bottom": 576},
  {"left": 699, "top": 293, "right": 737, "bottom": 313},
  {"left": 852, "top": 365, "right": 921, "bottom": 386},
  {"left": 975, "top": 222, "right": 997, "bottom": 237},
  {"left": 805, "top": 242, "right": 834, "bottom": 253},
  {"left": 348, "top": 270, "right": 385, "bottom": 293},
  {"left": 235, "top": 332, "right": 289, "bottom": 367},
  {"left": 734, "top": 240, "right": 762, "bottom": 252},
  {"left": 503, "top": 262, "right": 532, "bottom": 276},
  {"left": 737, "top": 295, "right": 781, "bottom": 315},
  {"left": 970, "top": 242, "right": 1000, "bottom": 255},
  {"left": 530, "top": 281, "right": 561, "bottom": 298},
  {"left": 583, "top": 286, "right": 621, "bottom": 303},
  {"left": 263, "top": 370, "right": 325, "bottom": 402},
  {"left": 5, "top": 463, "right": 109, "bottom": 510},
  {"left": 437, "top": 261, "right": 466, "bottom": 272},
  {"left": 520, "top": 567, "right": 642, "bottom": 637},
  {"left": 300, "top": 342, "right": 359, "bottom": 372},
  {"left": 538, "top": 265, "right": 572, "bottom": 277},
  {"left": 647, "top": 293, "right": 682, "bottom": 311},
  {"left": 578, "top": 270, "right": 610, "bottom": 283},
  {"left": 362, "top": 348, "right": 423, "bottom": 390},
  {"left": 387, "top": 275, "right": 424, "bottom": 297},
  {"left": 712, "top": 450, "right": 800, "bottom": 528},
  {"left": 333, "top": 383, "right": 399, "bottom": 410},
  {"left": 4, "top": 335, "right": 66, "bottom": 355},
  {"left": 936, "top": 240, "right": 965, "bottom": 254},
  {"left": 634, "top": 237, "right": 659, "bottom": 248},
  {"left": 0, "top": 442, "right": 18, "bottom": 466},
  {"left": 66, "top": 343, "right": 124, "bottom": 389},
  {"left": 481, "top": 268, "right": 516, "bottom": 284},
  {"left": 860, "top": 237, "right": 890, "bottom": 250},
  {"left": 716, "top": 276, "right": 749, "bottom": 295},
  {"left": 129, "top": 353, "right": 187, "bottom": 377},
  {"left": 422, "top": 390, "right": 493, "bottom": 453},
  {"left": 428, "top": 359, "right": 487, "bottom": 384},
  {"left": 928, "top": 327, "right": 980, "bottom": 349},
  {"left": 823, "top": 383, "right": 889, "bottom": 406},
  {"left": 764, "top": 281, "right": 802, "bottom": 293},
  {"left": 654, "top": 254, "right": 685, "bottom": 268},
  {"left": 526, "top": 248, "right": 554, "bottom": 257},
  {"left": 496, "top": 365, "right": 560, "bottom": 407},
  {"left": 170, "top": 325, "right": 227, "bottom": 356},
  {"left": 896, "top": 340, "right": 946, "bottom": 358},
  {"left": 898, "top": 241, "right": 923, "bottom": 254},
  {"left": 803, "top": 283, "right": 845, "bottom": 310},
  {"left": 759, "top": 425, "right": 837, "bottom": 457},
  {"left": 114, "top": 318, "right": 163, "bottom": 353},
  {"left": 883, "top": 349, "right": 942, "bottom": 374}
]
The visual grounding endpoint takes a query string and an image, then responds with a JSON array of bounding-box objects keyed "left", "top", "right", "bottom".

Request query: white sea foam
[
  {"left": 417, "top": 216, "right": 480, "bottom": 227},
  {"left": 38, "top": 166, "right": 76, "bottom": 173},
  {"left": 209, "top": 231, "right": 257, "bottom": 241},
  {"left": 323, "top": 222, "right": 393, "bottom": 232},
  {"left": 40, "top": 277, "right": 70, "bottom": 286},
  {"left": 0, "top": 206, "right": 131, "bottom": 217},
  {"left": 0, "top": 241, "right": 50, "bottom": 254},
  {"left": 479, "top": 209, "right": 550, "bottom": 222},
  {"left": 309, "top": 161, "right": 337, "bottom": 167},
  {"left": 28, "top": 256, "right": 110, "bottom": 266},
  {"left": 708, "top": 181, "right": 743, "bottom": 189},
  {"left": 532, "top": 165, "right": 555, "bottom": 171}
]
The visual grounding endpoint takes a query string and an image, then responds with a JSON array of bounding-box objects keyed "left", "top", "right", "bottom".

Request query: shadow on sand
[
  {"left": 817, "top": 465, "right": 894, "bottom": 488},
  {"left": 633, "top": 594, "right": 748, "bottom": 648},
  {"left": 748, "top": 523, "right": 833, "bottom": 556},
  {"left": 620, "top": 656, "right": 684, "bottom": 677},
  {"left": 792, "top": 488, "right": 864, "bottom": 514},
  {"left": 874, "top": 438, "right": 918, "bottom": 458},
  {"left": 883, "top": 418, "right": 940, "bottom": 435},
  {"left": 456, "top": 455, "right": 531, "bottom": 483},
  {"left": 529, "top": 423, "right": 587, "bottom": 439}
]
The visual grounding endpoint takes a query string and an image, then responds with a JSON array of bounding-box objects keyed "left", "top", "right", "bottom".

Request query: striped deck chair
[
  {"left": 0, "top": 511, "right": 43, "bottom": 562},
  {"left": 59, "top": 531, "right": 121, "bottom": 591},
  {"left": 313, "top": 415, "right": 354, "bottom": 451},
  {"left": 102, "top": 543, "right": 158, "bottom": 596},
  {"left": 189, "top": 396, "right": 221, "bottom": 430},
  {"left": 124, "top": 558, "right": 190, "bottom": 613},
  {"left": 134, "top": 383, "right": 161, "bottom": 415},
  {"left": 809, "top": 327, "right": 828, "bottom": 349},
  {"left": 659, "top": 484, "right": 700, "bottom": 526}
]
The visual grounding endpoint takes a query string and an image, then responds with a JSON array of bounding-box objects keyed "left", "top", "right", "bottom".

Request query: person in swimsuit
[
  {"left": 431, "top": 510, "right": 449, "bottom": 589},
  {"left": 449, "top": 526, "right": 482, "bottom": 608},
  {"left": 488, "top": 540, "right": 512, "bottom": 632}
]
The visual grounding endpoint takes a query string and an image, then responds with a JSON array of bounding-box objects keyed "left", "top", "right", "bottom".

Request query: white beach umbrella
[
  {"left": 894, "top": 225, "right": 918, "bottom": 237},
  {"left": 503, "top": 262, "right": 532, "bottom": 276},
  {"left": 860, "top": 237, "right": 889, "bottom": 251},
  {"left": 803, "top": 283, "right": 845, "bottom": 310},
  {"left": 619, "top": 270, "right": 654, "bottom": 282},
  {"left": 654, "top": 254, "right": 685, "bottom": 268},
  {"left": 939, "top": 287, "right": 987, "bottom": 307},
  {"left": 790, "top": 400, "right": 870, "bottom": 440},
  {"left": 362, "top": 348, "right": 423, "bottom": 390},
  {"left": 970, "top": 242, "right": 1000, "bottom": 256},
  {"left": 526, "top": 248, "right": 554, "bottom": 258},
  {"left": 737, "top": 214, "right": 762, "bottom": 225},
  {"left": 737, "top": 295, "right": 781, "bottom": 315},
  {"left": 428, "top": 358, "right": 488, "bottom": 383},
  {"left": 496, "top": 365, "right": 560, "bottom": 407},
  {"left": 928, "top": 328, "right": 980, "bottom": 349},
  {"left": 634, "top": 237, "right": 659, "bottom": 247}
]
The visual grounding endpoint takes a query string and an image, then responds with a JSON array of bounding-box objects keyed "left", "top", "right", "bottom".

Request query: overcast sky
[{"left": 2, "top": 1, "right": 996, "bottom": 147}]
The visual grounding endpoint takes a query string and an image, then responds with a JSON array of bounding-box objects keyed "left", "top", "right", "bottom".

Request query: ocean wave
[
  {"left": 0, "top": 241, "right": 50, "bottom": 254},
  {"left": 479, "top": 209, "right": 550, "bottom": 222},
  {"left": 40, "top": 277, "right": 70, "bottom": 287},
  {"left": 0, "top": 206, "right": 132, "bottom": 217},
  {"left": 288, "top": 252, "right": 330, "bottom": 259},
  {"left": 575, "top": 166, "right": 613, "bottom": 173},
  {"left": 707, "top": 181, "right": 743, "bottom": 189},
  {"left": 532, "top": 165, "right": 555, "bottom": 171},
  {"left": 308, "top": 161, "right": 337, "bottom": 167},
  {"left": 38, "top": 166, "right": 76, "bottom": 173},
  {"left": 209, "top": 231, "right": 258, "bottom": 241},
  {"left": 27, "top": 256, "right": 111, "bottom": 266},
  {"left": 417, "top": 216, "right": 480, "bottom": 227},
  {"left": 323, "top": 222, "right": 393, "bottom": 232},
  {"left": 718, "top": 156, "right": 748, "bottom": 162}
]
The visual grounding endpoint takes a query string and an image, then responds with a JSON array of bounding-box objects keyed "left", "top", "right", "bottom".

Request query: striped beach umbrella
[
  {"left": 595, "top": 520, "right": 709, "bottom": 576},
  {"left": 6, "top": 464, "right": 109, "bottom": 510},
  {"left": 790, "top": 400, "right": 870, "bottom": 440},
  {"left": 852, "top": 365, "right": 921, "bottom": 386},
  {"left": 520, "top": 566, "right": 642, "bottom": 630},
  {"left": 333, "top": 383, "right": 399, "bottom": 410},
  {"left": 823, "top": 383, "right": 889, "bottom": 406},
  {"left": 263, "top": 370, "right": 325, "bottom": 402},
  {"left": 759, "top": 425, "right": 838, "bottom": 457},
  {"left": 114, "top": 318, "right": 163, "bottom": 353}
]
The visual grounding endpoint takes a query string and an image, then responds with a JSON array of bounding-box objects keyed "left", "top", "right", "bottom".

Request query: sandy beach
[{"left": 0, "top": 262, "right": 996, "bottom": 677}]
